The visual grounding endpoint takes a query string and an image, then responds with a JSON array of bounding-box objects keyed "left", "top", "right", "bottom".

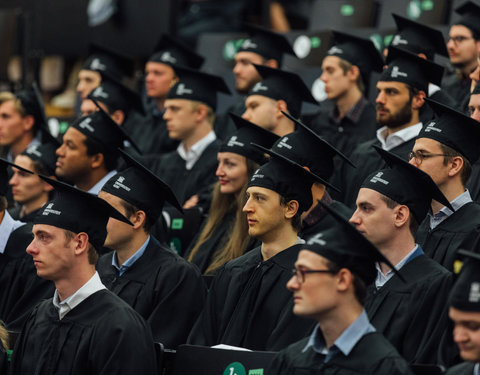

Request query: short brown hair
[
  {"left": 190, "top": 101, "right": 215, "bottom": 125},
  {"left": 338, "top": 58, "right": 365, "bottom": 93},
  {"left": 379, "top": 194, "right": 419, "bottom": 236},
  {"left": 326, "top": 260, "right": 367, "bottom": 305},
  {"left": 440, "top": 144, "right": 472, "bottom": 187},
  {"left": 63, "top": 230, "right": 98, "bottom": 265}
]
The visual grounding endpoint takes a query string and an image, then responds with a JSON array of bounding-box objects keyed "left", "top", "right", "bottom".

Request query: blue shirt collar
[
  {"left": 302, "top": 309, "right": 376, "bottom": 362},
  {"left": 429, "top": 189, "right": 472, "bottom": 229},
  {"left": 112, "top": 236, "right": 150, "bottom": 276}
]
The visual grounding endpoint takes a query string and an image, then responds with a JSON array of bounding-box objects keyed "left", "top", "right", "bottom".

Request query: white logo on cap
[
  {"left": 307, "top": 233, "right": 326, "bottom": 246},
  {"left": 252, "top": 82, "right": 268, "bottom": 92},
  {"left": 370, "top": 171, "right": 389, "bottom": 185},
  {"left": 392, "top": 35, "right": 408, "bottom": 46},
  {"left": 424, "top": 121, "right": 442, "bottom": 133},
  {"left": 469, "top": 282, "right": 480, "bottom": 303},
  {"left": 78, "top": 118, "right": 95, "bottom": 133},
  {"left": 42, "top": 202, "right": 62, "bottom": 216},
  {"left": 176, "top": 83, "right": 193, "bottom": 96},
  {"left": 227, "top": 136, "right": 244, "bottom": 148},
  {"left": 391, "top": 66, "right": 408, "bottom": 79},
  {"left": 327, "top": 46, "right": 343, "bottom": 55},
  {"left": 251, "top": 169, "right": 264, "bottom": 181},
  {"left": 161, "top": 51, "right": 177, "bottom": 64},
  {"left": 113, "top": 175, "right": 131, "bottom": 192},
  {"left": 276, "top": 137, "right": 292, "bottom": 150},
  {"left": 90, "top": 58, "right": 106, "bottom": 71},
  {"left": 26, "top": 145, "right": 42, "bottom": 157},
  {"left": 92, "top": 86, "right": 109, "bottom": 99},
  {"left": 242, "top": 39, "right": 258, "bottom": 50}
]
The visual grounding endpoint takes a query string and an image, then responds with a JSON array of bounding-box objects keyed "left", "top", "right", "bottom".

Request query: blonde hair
[
  {"left": 0, "top": 92, "right": 25, "bottom": 116},
  {"left": 190, "top": 101, "right": 215, "bottom": 125},
  {"left": 0, "top": 321, "right": 9, "bottom": 350}
]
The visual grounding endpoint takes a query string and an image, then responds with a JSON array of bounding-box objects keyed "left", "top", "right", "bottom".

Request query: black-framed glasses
[
  {"left": 408, "top": 150, "right": 450, "bottom": 165},
  {"left": 291, "top": 268, "right": 335, "bottom": 283},
  {"left": 448, "top": 36, "right": 474, "bottom": 45}
]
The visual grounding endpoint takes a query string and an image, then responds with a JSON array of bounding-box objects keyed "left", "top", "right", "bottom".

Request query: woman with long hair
[{"left": 186, "top": 114, "right": 279, "bottom": 274}]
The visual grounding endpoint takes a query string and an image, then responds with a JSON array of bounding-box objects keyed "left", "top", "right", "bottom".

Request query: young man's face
[
  {"left": 55, "top": 127, "right": 95, "bottom": 184},
  {"left": 320, "top": 56, "right": 355, "bottom": 101},
  {"left": 163, "top": 99, "right": 199, "bottom": 141},
  {"left": 233, "top": 51, "right": 264, "bottom": 94},
  {"left": 242, "top": 95, "right": 278, "bottom": 132},
  {"left": 145, "top": 62, "right": 176, "bottom": 100},
  {"left": 469, "top": 94, "right": 480, "bottom": 121},
  {"left": 77, "top": 70, "right": 102, "bottom": 100},
  {"left": 375, "top": 81, "right": 413, "bottom": 128},
  {"left": 216, "top": 152, "right": 248, "bottom": 195},
  {"left": 447, "top": 25, "right": 479, "bottom": 69},
  {"left": 287, "top": 250, "right": 338, "bottom": 319},
  {"left": 450, "top": 306, "right": 480, "bottom": 362},
  {"left": 27, "top": 224, "right": 77, "bottom": 281},
  {"left": 0, "top": 100, "right": 31, "bottom": 147},
  {"left": 350, "top": 188, "right": 398, "bottom": 249}
]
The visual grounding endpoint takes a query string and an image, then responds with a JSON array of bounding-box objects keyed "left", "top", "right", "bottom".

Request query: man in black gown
[
  {"left": 466, "top": 83, "right": 480, "bottom": 202},
  {"left": 267, "top": 205, "right": 412, "bottom": 374},
  {"left": 10, "top": 177, "right": 157, "bottom": 375},
  {"left": 97, "top": 150, "right": 206, "bottom": 348}
]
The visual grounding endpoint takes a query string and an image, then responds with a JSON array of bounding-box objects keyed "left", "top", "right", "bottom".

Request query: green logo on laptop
[
  {"left": 223, "top": 362, "right": 246, "bottom": 375},
  {"left": 171, "top": 218, "right": 183, "bottom": 230}
]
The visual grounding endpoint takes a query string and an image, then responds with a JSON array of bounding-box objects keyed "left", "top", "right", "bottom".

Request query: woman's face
[{"left": 216, "top": 152, "right": 248, "bottom": 195}]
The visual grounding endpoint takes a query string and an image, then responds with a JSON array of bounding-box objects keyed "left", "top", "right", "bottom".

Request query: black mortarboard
[
  {"left": 88, "top": 75, "right": 145, "bottom": 115},
  {"left": 149, "top": 34, "right": 205, "bottom": 70},
  {"left": 449, "top": 249, "right": 480, "bottom": 312},
  {"left": 33, "top": 176, "right": 132, "bottom": 250},
  {"left": 0, "top": 159, "right": 13, "bottom": 195},
  {"left": 270, "top": 111, "right": 354, "bottom": 181},
  {"left": 472, "top": 81, "right": 480, "bottom": 95},
  {"left": 219, "top": 113, "right": 280, "bottom": 165},
  {"left": 327, "top": 30, "right": 384, "bottom": 84},
  {"left": 391, "top": 14, "right": 448, "bottom": 59},
  {"left": 21, "top": 142, "right": 60, "bottom": 176},
  {"left": 380, "top": 46, "right": 444, "bottom": 92},
  {"left": 166, "top": 66, "right": 231, "bottom": 111},
  {"left": 82, "top": 43, "right": 134, "bottom": 80},
  {"left": 101, "top": 149, "right": 182, "bottom": 221},
  {"left": 248, "top": 147, "right": 336, "bottom": 213},
  {"left": 419, "top": 98, "right": 480, "bottom": 164},
  {"left": 248, "top": 65, "right": 317, "bottom": 118},
  {"left": 454, "top": 1, "right": 480, "bottom": 37},
  {"left": 361, "top": 146, "right": 453, "bottom": 223},
  {"left": 303, "top": 201, "right": 403, "bottom": 285},
  {"left": 236, "top": 24, "right": 295, "bottom": 65}
]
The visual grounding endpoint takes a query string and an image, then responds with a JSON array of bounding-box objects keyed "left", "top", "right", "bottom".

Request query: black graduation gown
[
  {"left": 441, "top": 71, "right": 470, "bottom": 112},
  {"left": 267, "top": 332, "right": 413, "bottom": 375},
  {"left": 0, "top": 341, "right": 7, "bottom": 375},
  {"left": 365, "top": 254, "right": 452, "bottom": 365},
  {"left": 212, "top": 99, "right": 243, "bottom": 142},
  {"left": 8, "top": 206, "right": 42, "bottom": 223},
  {"left": 96, "top": 236, "right": 206, "bottom": 348},
  {"left": 184, "top": 209, "right": 236, "bottom": 274},
  {"left": 467, "top": 161, "right": 480, "bottom": 203},
  {"left": 187, "top": 244, "right": 316, "bottom": 351},
  {"left": 308, "top": 99, "right": 378, "bottom": 157},
  {"left": 415, "top": 202, "right": 480, "bottom": 271},
  {"left": 147, "top": 139, "right": 220, "bottom": 212},
  {"left": 445, "top": 362, "right": 476, "bottom": 374},
  {"left": 331, "top": 138, "right": 415, "bottom": 208},
  {"left": 10, "top": 290, "right": 157, "bottom": 375},
  {"left": 420, "top": 89, "right": 459, "bottom": 124}
]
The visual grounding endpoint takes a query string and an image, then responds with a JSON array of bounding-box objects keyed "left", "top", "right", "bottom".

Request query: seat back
[{"left": 308, "top": 0, "right": 377, "bottom": 30}]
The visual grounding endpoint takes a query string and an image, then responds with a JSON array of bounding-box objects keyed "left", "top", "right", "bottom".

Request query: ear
[
  {"left": 42, "top": 176, "right": 56, "bottom": 193},
  {"left": 393, "top": 205, "right": 410, "bottom": 229},
  {"left": 475, "top": 40, "right": 480, "bottom": 54},
  {"left": 335, "top": 268, "right": 353, "bottom": 293},
  {"left": 22, "top": 115, "right": 35, "bottom": 132},
  {"left": 73, "top": 232, "right": 90, "bottom": 256},
  {"left": 347, "top": 65, "right": 361, "bottom": 82},
  {"left": 264, "top": 59, "right": 279, "bottom": 69},
  {"left": 111, "top": 110, "right": 125, "bottom": 125},
  {"left": 448, "top": 156, "right": 464, "bottom": 178},
  {"left": 90, "top": 153, "right": 105, "bottom": 169},
  {"left": 131, "top": 210, "right": 147, "bottom": 230},
  {"left": 195, "top": 104, "right": 209, "bottom": 122},
  {"left": 284, "top": 199, "right": 299, "bottom": 220},
  {"left": 275, "top": 99, "right": 288, "bottom": 117},
  {"left": 412, "top": 90, "right": 426, "bottom": 110}
]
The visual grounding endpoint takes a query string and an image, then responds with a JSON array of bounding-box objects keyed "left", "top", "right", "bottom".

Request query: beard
[{"left": 376, "top": 99, "right": 413, "bottom": 129}]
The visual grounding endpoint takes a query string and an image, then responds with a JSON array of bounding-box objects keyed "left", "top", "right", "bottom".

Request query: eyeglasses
[
  {"left": 448, "top": 36, "right": 474, "bottom": 45},
  {"left": 291, "top": 268, "right": 335, "bottom": 283},
  {"left": 408, "top": 150, "right": 450, "bottom": 165}
]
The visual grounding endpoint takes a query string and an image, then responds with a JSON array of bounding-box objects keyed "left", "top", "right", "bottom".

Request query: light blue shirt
[
  {"left": 429, "top": 190, "right": 472, "bottom": 229},
  {"left": 475, "top": 363, "right": 480, "bottom": 375},
  {"left": 375, "top": 245, "right": 423, "bottom": 289},
  {"left": 0, "top": 211, "right": 24, "bottom": 254},
  {"left": 302, "top": 310, "right": 376, "bottom": 362},
  {"left": 112, "top": 236, "right": 150, "bottom": 276},
  {"left": 86, "top": 170, "right": 117, "bottom": 195}
]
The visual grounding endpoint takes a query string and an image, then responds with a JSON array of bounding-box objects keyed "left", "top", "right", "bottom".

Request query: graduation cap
[
  {"left": 101, "top": 149, "right": 182, "bottom": 221},
  {"left": 418, "top": 98, "right": 480, "bottom": 164},
  {"left": 302, "top": 201, "right": 404, "bottom": 285},
  {"left": 149, "top": 34, "right": 205, "bottom": 70},
  {"left": 237, "top": 24, "right": 295, "bottom": 65},
  {"left": 21, "top": 141, "right": 60, "bottom": 176},
  {"left": 248, "top": 65, "right": 317, "bottom": 118},
  {"left": 248, "top": 146, "right": 337, "bottom": 213},
  {"left": 32, "top": 175, "right": 132, "bottom": 250},
  {"left": 270, "top": 111, "right": 355, "bottom": 181},
  {"left": 454, "top": 1, "right": 480, "bottom": 37},
  {"left": 361, "top": 146, "right": 453, "bottom": 223},
  {"left": 380, "top": 46, "right": 444, "bottom": 93},
  {"left": 82, "top": 43, "right": 134, "bottom": 80},
  {"left": 219, "top": 113, "right": 280, "bottom": 165},
  {"left": 391, "top": 14, "right": 448, "bottom": 59},
  {"left": 87, "top": 75, "right": 145, "bottom": 116},
  {"left": 166, "top": 66, "right": 231, "bottom": 111},
  {"left": 449, "top": 249, "right": 480, "bottom": 312},
  {"left": 326, "top": 30, "right": 384, "bottom": 84}
]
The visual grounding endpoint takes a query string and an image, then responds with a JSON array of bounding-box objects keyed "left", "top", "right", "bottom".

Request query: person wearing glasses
[
  {"left": 267, "top": 204, "right": 412, "bottom": 374},
  {"left": 443, "top": 1, "right": 480, "bottom": 110},
  {"left": 350, "top": 146, "right": 453, "bottom": 365},
  {"left": 410, "top": 99, "right": 480, "bottom": 272}
]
